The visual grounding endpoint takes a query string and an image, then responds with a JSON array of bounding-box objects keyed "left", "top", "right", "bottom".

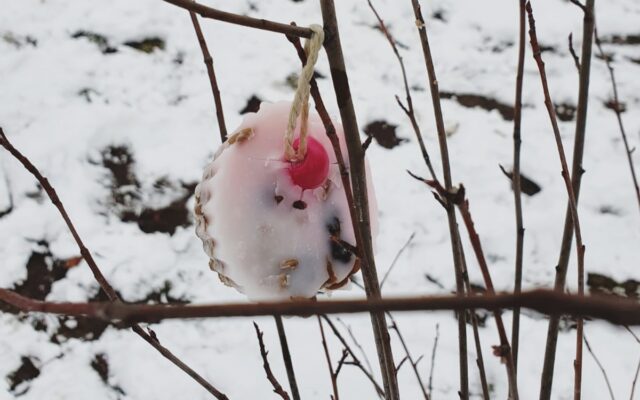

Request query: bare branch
[
  {"left": 427, "top": 324, "right": 439, "bottom": 398},
  {"left": 525, "top": 3, "right": 591, "bottom": 399},
  {"left": 409, "top": 1, "right": 470, "bottom": 395},
  {"left": 323, "top": 316, "right": 386, "bottom": 398},
  {"left": 5, "top": 287, "right": 640, "bottom": 326},
  {"left": 583, "top": 334, "right": 615, "bottom": 400},
  {"left": 387, "top": 314, "right": 430, "bottom": 400},
  {"left": 188, "top": 11, "right": 228, "bottom": 142},
  {"left": 319, "top": 1, "right": 399, "bottom": 398},
  {"left": 594, "top": 28, "right": 640, "bottom": 213},
  {"left": 337, "top": 317, "right": 374, "bottom": 374},
  {"left": 569, "top": 33, "right": 581, "bottom": 71},
  {"left": 163, "top": 0, "right": 312, "bottom": 38},
  {"left": 318, "top": 316, "right": 340, "bottom": 400},
  {"left": 253, "top": 322, "right": 291, "bottom": 400},
  {"left": 274, "top": 316, "right": 301, "bottom": 400},
  {"left": 510, "top": 0, "right": 527, "bottom": 372},
  {"left": 630, "top": 356, "right": 640, "bottom": 400},
  {"left": 367, "top": 0, "right": 438, "bottom": 180},
  {"left": 381, "top": 233, "right": 415, "bottom": 288}
]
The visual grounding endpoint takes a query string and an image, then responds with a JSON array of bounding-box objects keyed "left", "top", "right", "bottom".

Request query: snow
[{"left": 0, "top": 0, "right": 639, "bottom": 399}]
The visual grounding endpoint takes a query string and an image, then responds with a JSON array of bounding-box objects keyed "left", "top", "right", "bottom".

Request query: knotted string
[{"left": 284, "top": 24, "right": 325, "bottom": 162}]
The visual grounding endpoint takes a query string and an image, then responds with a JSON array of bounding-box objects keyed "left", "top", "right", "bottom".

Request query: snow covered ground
[{"left": 1, "top": 0, "right": 639, "bottom": 398}]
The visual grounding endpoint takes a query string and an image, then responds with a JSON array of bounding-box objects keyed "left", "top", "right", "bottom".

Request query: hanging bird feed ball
[{"left": 193, "top": 26, "right": 377, "bottom": 300}]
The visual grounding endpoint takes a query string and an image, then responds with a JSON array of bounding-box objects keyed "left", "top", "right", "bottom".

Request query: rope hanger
[{"left": 283, "top": 24, "right": 325, "bottom": 162}]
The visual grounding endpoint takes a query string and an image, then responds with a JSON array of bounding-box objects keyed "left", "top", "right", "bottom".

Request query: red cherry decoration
[{"left": 287, "top": 136, "right": 329, "bottom": 190}]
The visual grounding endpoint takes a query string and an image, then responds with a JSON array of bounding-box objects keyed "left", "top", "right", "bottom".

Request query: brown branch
[
  {"left": 163, "top": 0, "right": 312, "bottom": 38},
  {"left": 630, "top": 356, "right": 640, "bottom": 400},
  {"left": 337, "top": 317, "right": 374, "bottom": 375},
  {"left": 458, "top": 238, "right": 491, "bottom": 400},
  {"left": 253, "top": 322, "right": 291, "bottom": 400},
  {"left": 427, "top": 324, "right": 439, "bottom": 399},
  {"left": 510, "top": 0, "right": 527, "bottom": 373},
  {"left": 409, "top": 1, "right": 469, "bottom": 397},
  {"left": 367, "top": 0, "right": 438, "bottom": 181},
  {"left": 569, "top": 33, "right": 581, "bottom": 71},
  {"left": 381, "top": 233, "right": 415, "bottom": 289},
  {"left": 274, "top": 316, "right": 301, "bottom": 400},
  {"left": 318, "top": 316, "right": 340, "bottom": 400},
  {"left": 387, "top": 313, "right": 430, "bottom": 400},
  {"left": 6, "top": 287, "right": 640, "bottom": 326},
  {"left": 323, "top": 316, "right": 385, "bottom": 398},
  {"left": 594, "top": 28, "right": 640, "bottom": 213},
  {"left": 335, "top": 348, "right": 349, "bottom": 378},
  {"left": 583, "top": 334, "right": 615, "bottom": 400},
  {"left": 526, "top": 2, "right": 592, "bottom": 399},
  {"left": 0, "top": 128, "right": 228, "bottom": 400},
  {"left": 415, "top": 177, "right": 519, "bottom": 399},
  {"left": 319, "top": 2, "right": 399, "bottom": 399},
  {"left": 188, "top": 11, "right": 228, "bottom": 142}
]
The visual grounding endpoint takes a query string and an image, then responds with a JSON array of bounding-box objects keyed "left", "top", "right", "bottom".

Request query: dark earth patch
[
  {"left": 94, "top": 145, "right": 196, "bottom": 235},
  {"left": 240, "top": 95, "right": 262, "bottom": 114},
  {"left": 363, "top": 120, "right": 407, "bottom": 149},
  {"left": 601, "top": 34, "right": 640, "bottom": 46},
  {"left": 124, "top": 37, "right": 165, "bottom": 53},
  {"left": 2, "top": 32, "right": 37, "bottom": 48},
  {"left": 555, "top": 103, "right": 576, "bottom": 122},
  {"left": 501, "top": 168, "right": 542, "bottom": 196},
  {"left": 588, "top": 272, "right": 640, "bottom": 298},
  {"left": 91, "top": 353, "right": 126, "bottom": 396},
  {"left": 604, "top": 98, "right": 626, "bottom": 113},
  {"left": 71, "top": 31, "right": 117, "bottom": 54},
  {"left": 7, "top": 356, "right": 40, "bottom": 395},
  {"left": 440, "top": 91, "right": 515, "bottom": 120}
]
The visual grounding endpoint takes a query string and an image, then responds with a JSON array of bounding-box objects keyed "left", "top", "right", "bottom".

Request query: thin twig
[
  {"left": 427, "top": 324, "right": 439, "bottom": 399},
  {"left": 630, "top": 356, "right": 640, "bottom": 400},
  {"left": 323, "top": 316, "right": 386, "bottom": 398},
  {"left": 337, "top": 317, "right": 374, "bottom": 374},
  {"left": 525, "top": 3, "right": 590, "bottom": 399},
  {"left": 569, "top": 33, "right": 581, "bottom": 71},
  {"left": 6, "top": 287, "right": 640, "bottom": 326},
  {"left": 458, "top": 237, "right": 491, "bottom": 400},
  {"left": 594, "top": 28, "right": 640, "bottom": 213},
  {"left": 626, "top": 327, "right": 640, "bottom": 345},
  {"left": 381, "top": 233, "right": 415, "bottom": 288},
  {"left": 367, "top": 0, "right": 438, "bottom": 180},
  {"left": 510, "top": 0, "right": 527, "bottom": 373},
  {"left": 188, "top": 11, "right": 228, "bottom": 142},
  {"left": 387, "top": 313, "right": 430, "bottom": 400},
  {"left": 163, "top": 0, "right": 312, "bottom": 38},
  {"left": 319, "top": 2, "right": 399, "bottom": 399},
  {"left": 0, "top": 128, "right": 228, "bottom": 400},
  {"left": 318, "top": 316, "right": 340, "bottom": 400},
  {"left": 253, "top": 322, "right": 291, "bottom": 400},
  {"left": 274, "top": 316, "right": 301, "bottom": 400},
  {"left": 409, "top": 1, "right": 469, "bottom": 397},
  {"left": 413, "top": 177, "right": 519, "bottom": 399},
  {"left": 583, "top": 334, "right": 616, "bottom": 400}
]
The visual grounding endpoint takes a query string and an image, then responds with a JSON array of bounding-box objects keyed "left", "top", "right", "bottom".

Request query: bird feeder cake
[{"left": 194, "top": 101, "right": 377, "bottom": 301}]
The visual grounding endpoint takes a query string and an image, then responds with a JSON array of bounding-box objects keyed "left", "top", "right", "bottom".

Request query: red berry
[{"left": 287, "top": 136, "right": 329, "bottom": 190}]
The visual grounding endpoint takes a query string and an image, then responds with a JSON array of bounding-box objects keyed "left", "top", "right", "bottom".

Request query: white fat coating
[{"left": 195, "top": 101, "right": 378, "bottom": 301}]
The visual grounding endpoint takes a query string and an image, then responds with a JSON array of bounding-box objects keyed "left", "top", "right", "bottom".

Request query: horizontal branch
[
  {"left": 163, "top": 0, "right": 313, "bottom": 38},
  {"left": 2, "top": 288, "right": 640, "bottom": 326}
]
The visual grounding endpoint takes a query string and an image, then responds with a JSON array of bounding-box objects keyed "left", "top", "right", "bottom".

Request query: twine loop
[{"left": 284, "top": 24, "right": 325, "bottom": 162}]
